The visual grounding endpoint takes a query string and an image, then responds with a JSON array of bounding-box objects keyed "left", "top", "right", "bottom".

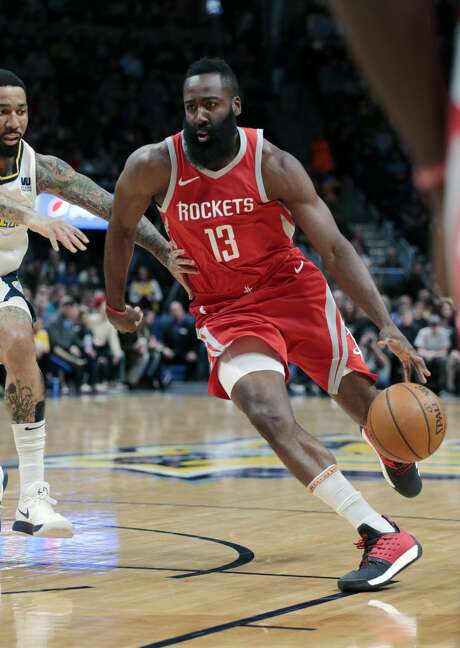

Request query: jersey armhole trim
[
  {"left": 255, "top": 129, "right": 269, "bottom": 203},
  {"left": 159, "top": 137, "right": 177, "bottom": 213},
  {"left": 0, "top": 140, "right": 24, "bottom": 185}
]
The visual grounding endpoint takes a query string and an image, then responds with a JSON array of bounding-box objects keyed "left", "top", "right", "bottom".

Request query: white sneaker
[{"left": 12, "top": 481, "right": 74, "bottom": 538}]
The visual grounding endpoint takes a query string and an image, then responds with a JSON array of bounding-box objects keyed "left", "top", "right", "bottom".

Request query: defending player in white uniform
[{"left": 0, "top": 69, "right": 195, "bottom": 537}]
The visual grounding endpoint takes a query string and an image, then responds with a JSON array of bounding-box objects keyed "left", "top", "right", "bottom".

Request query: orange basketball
[{"left": 367, "top": 383, "right": 447, "bottom": 463}]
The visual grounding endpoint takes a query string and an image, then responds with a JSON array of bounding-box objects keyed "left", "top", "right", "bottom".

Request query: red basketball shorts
[{"left": 192, "top": 250, "right": 376, "bottom": 400}]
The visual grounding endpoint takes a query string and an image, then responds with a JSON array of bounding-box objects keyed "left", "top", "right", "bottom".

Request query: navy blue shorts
[{"left": 0, "top": 271, "right": 36, "bottom": 322}]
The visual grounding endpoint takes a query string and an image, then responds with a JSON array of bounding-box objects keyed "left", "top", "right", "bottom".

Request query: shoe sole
[
  {"left": 12, "top": 520, "right": 74, "bottom": 538},
  {"left": 361, "top": 428, "right": 422, "bottom": 497},
  {"left": 338, "top": 539, "right": 423, "bottom": 592}
]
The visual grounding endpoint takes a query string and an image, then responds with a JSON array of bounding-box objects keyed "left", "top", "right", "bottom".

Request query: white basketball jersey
[{"left": 0, "top": 140, "right": 36, "bottom": 275}]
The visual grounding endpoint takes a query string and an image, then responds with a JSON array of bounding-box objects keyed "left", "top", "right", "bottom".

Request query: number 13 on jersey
[{"left": 204, "top": 224, "right": 240, "bottom": 262}]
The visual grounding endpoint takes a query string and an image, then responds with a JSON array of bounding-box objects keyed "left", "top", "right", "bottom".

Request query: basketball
[{"left": 367, "top": 383, "right": 447, "bottom": 463}]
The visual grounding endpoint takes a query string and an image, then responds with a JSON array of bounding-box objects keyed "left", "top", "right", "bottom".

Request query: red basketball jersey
[{"left": 159, "top": 127, "right": 296, "bottom": 304}]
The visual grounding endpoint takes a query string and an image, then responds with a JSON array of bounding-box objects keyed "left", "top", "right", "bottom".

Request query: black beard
[
  {"left": 0, "top": 140, "right": 20, "bottom": 159},
  {"left": 183, "top": 110, "right": 238, "bottom": 170}
]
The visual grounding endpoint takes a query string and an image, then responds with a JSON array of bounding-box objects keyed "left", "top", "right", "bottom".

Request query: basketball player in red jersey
[{"left": 104, "top": 58, "right": 428, "bottom": 592}]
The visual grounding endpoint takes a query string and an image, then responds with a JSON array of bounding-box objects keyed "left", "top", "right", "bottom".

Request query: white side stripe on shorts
[
  {"left": 324, "top": 286, "right": 349, "bottom": 394},
  {"left": 197, "top": 325, "right": 229, "bottom": 358}
]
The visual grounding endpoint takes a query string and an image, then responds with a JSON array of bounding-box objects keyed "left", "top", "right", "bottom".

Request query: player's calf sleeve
[{"left": 308, "top": 464, "right": 394, "bottom": 533}]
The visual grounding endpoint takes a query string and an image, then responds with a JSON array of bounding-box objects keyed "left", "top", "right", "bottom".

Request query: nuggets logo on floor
[{"left": 42, "top": 435, "right": 460, "bottom": 481}]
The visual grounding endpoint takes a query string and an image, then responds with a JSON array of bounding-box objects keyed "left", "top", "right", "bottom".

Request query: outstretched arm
[
  {"left": 262, "top": 144, "right": 429, "bottom": 382},
  {"left": 0, "top": 192, "right": 88, "bottom": 252}
]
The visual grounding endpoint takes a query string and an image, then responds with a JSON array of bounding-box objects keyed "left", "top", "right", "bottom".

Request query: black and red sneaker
[
  {"left": 361, "top": 427, "right": 422, "bottom": 498},
  {"left": 338, "top": 518, "right": 422, "bottom": 592}
]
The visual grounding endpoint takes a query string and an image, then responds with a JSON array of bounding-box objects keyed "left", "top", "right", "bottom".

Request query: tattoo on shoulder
[{"left": 36, "top": 154, "right": 112, "bottom": 220}]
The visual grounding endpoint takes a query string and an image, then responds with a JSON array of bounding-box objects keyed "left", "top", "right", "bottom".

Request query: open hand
[
  {"left": 378, "top": 324, "right": 430, "bottom": 383},
  {"left": 28, "top": 213, "right": 89, "bottom": 253},
  {"left": 166, "top": 243, "right": 198, "bottom": 300}
]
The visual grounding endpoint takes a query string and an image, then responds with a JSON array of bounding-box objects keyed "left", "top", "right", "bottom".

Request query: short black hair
[
  {"left": 184, "top": 58, "right": 239, "bottom": 95},
  {"left": 0, "top": 69, "right": 26, "bottom": 90}
]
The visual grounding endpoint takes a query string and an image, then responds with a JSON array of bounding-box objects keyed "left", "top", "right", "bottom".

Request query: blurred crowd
[
  {"left": 2, "top": 0, "right": 276, "bottom": 190},
  {"left": 17, "top": 250, "right": 207, "bottom": 395},
  {"left": 13, "top": 243, "right": 458, "bottom": 398}
]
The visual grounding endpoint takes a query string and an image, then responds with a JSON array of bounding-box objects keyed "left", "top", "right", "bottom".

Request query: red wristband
[
  {"left": 106, "top": 303, "right": 126, "bottom": 316},
  {"left": 413, "top": 162, "right": 445, "bottom": 192}
]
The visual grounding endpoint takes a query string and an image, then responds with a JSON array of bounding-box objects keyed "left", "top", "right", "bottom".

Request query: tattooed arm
[
  {"left": 36, "top": 153, "right": 196, "bottom": 295},
  {"left": 36, "top": 153, "right": 170, "bottom": 263}
]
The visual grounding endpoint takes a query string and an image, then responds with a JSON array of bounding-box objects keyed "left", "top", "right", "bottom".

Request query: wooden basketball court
[{"left": 0, "top": 391, "right": 458, "bottom": 647}]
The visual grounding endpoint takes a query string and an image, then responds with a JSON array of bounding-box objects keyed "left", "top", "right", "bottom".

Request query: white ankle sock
[
  {"left": 12, "top": 420, "right": 46, "bottom": 495},
  {"left": 309, "top": 465, "right": 394, "bottom": 533}
]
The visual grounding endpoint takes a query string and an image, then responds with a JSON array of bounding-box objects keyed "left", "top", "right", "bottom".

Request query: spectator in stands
[
  {"left": 49, "top": 284, "right": 66, "bottom": 312},
  {"left": 85, "top": 294, "right": 124, "bottom": 391},
  {"left": 38, "top": 249, "right": 62, "bottom": 285},
  {"left": 47, "top": 296, "right": 88, "bottom": 392},
  {"left": 437, "top": 299, "right": 460, "bottom": 394},
  {"left": 413, "top": 299, "right": 432, "bottom": 330},
  {"left": 439, "top": 299, "right": 456, "bottom": 336},
  {"left": 381, "top": 247, "right": 400, "bottom": 269},
  {"left": 350, "top": 231, "right": 371, "bottom": 267},
  {"left": 159, "top": 301, "right": 199, "bottom": 380},
  {"left": 352, "top": 306, "right": 377, "bottom": 341},
  {"left": 34, "top": 284, "right": 56, "bottom": 325},
  {"left": 391, "top": 295, "right": 413, "bottom": 327},
  {"left": 359, "top": 329, "right": 391, "bottom": 388},
  {"left": 310, "top": 135, "right": 335, "bottom": 177},
  {"left": 340, "top": 298, "right": 356, "bottom": 330},
  {"left": 447, "top": 347, "right": 460, "bottom": 395},
  {"left": 33, "top": 318, "right": 50, "bottom": 374},
  {"left": 78, "top": 266, "right": 102, "bottom": 290},
  {"left": 124, "top": 310, "right": 166, "bottom": 389},
  {"left": 125, "top": 328, "right": 150, "bottom": 389},
  {"left": 414, "top": 314, "right": 450, "bottom": 394},
  {"left": 75, "top": 306, "right": 98, "bottom": 393},
  {"left": 405, "top": 261, "right": 428, "bottom": 300},
  {"left": 129, "top": 266, "right": 163, "bottom": 312},
  {"left": 398, "top": 309, "right": 419, "bottom": 345},
  {"left": 332, "top": 288, "right": 345, "bottom": 311},
  {"left": 379, "top": 246, "right": 405, "bottom": 296}
]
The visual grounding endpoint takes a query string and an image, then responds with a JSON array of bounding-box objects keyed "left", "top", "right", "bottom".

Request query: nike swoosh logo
[
  {"left": 24, "top": 423, "right": 44, "bottom": 431},
  {"left": 18, "top": 508, "right": 29, "bottom": 519},
  {"left": 294, "top": 261, "right": 304, "bottom": 274},
  {"left": 178, "top": 176, "right": 200, "bottom": 186}
]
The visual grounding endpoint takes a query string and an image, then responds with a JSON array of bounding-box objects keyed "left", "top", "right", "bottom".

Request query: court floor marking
[
  {"left": 2, "top": 585, "right": 93, "bottom": 595},
  {"left": 29, "top": 499, "right": 459, "bottom": 525},
  {"left": 140, "top": 592, "right": 356, "bottom": 647},
  {"left": 0, "top": 523, "right": 337, "bottom": 581},
  {"left": 245, "top": 624, "right": 316, "bottom": 631},
  {"left": 111, "top": 525, "right": 255, "bottom": 578},
  {"left": 0, "top": 560, "right": 339, "bottom": 582}
]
